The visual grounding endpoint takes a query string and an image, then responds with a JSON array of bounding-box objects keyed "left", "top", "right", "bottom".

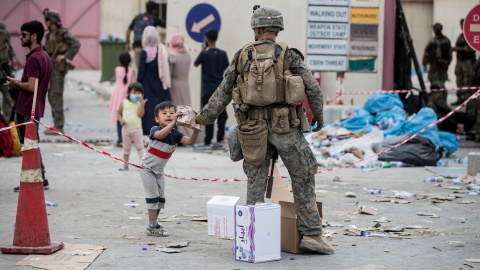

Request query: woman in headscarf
[
  {"left": 168, "top": 33, "right": 192, "bottom": 137},
  {"left": 138, "top": 26, "right": 171, "bottom": 135}
]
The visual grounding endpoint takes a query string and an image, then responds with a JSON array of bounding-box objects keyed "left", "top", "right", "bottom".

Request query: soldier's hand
[
  {"left": 125, "top": 43, "right": 131, "bottom": 51},
  {"left": 311, "top": 115, "right": 323, "bottom": 132},
  {"left": 56, "top": 55, "right": 65, "bottom": 64}
]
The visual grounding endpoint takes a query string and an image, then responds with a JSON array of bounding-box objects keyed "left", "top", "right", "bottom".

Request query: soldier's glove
[
  {"left": 311, "top": 115, "right": 323, "bottom": 132},
  {"left": 195, "top": 113, "right": 206, "bottom": 125}
]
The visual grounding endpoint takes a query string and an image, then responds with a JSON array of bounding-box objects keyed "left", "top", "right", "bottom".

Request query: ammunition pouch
[
  {"left": 238, "top": 119, "right": 268, "bottom": 166},
  {"left": 284, "top": 70, "right": 305, "bottom": 104},
  {"left": 228, "top": 126, "right": 243, "bottom": 162}
]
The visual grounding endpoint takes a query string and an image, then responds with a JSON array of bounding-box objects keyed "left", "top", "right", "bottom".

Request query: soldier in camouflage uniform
[
  {"left": 422, "top": 23, "right": 452, "bottom": 89},
  {"left": 452, "top": 19, "right": 477, "bottom": 105},
  {"left": 43, "top": 9, "right": 80, "bottom": 134},
  {"left": 471, "top": 58, "right": 480, "bottom": 142},
  {"left": 195, "top": 6, "right": 333, "bottom": 254},
  {"left": 0, "top": 20, "right": 19, "bottom": 123}
]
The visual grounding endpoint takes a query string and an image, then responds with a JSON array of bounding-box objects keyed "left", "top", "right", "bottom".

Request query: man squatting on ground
[
  {"left": 4, "top": 21, "right": 52, "bottom": 191},
  {"left": 140, "top": 101, "right": 199, "bottom": 236},
  {"left": 195, "top": 6, "right": 334, "bottom": 254}
]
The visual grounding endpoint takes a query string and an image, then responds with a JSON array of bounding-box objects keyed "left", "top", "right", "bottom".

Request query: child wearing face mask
[{"left": 117, "top": 82, "right": 147, "bottom": 170}]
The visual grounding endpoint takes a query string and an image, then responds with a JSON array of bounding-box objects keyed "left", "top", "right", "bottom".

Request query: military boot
[{"left": 299, "top": 235, "right": 334, "bottom": 255}]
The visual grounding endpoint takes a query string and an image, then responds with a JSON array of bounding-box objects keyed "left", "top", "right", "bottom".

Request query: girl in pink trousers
[{"left": 109, "top": 51, "right": 136, "bottom": 147}]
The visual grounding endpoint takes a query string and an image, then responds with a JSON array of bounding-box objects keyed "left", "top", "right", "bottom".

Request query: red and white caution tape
[
  {"left": 0, "top": 121, "right": 30, "bottom": 132},
  {"left": 164, "top": 173, "right": 248, "bottom": 182},
  {"left": 15, "top": 89, "right": 478, "bottom": 181},
  {"left": 35, "top": 120, "right": 147, "bottom": 171},
  {"left": 326, "top": 86, "right": 480, "bottom": 104}
]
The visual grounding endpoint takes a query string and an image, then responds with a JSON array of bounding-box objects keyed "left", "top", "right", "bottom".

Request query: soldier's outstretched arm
[
  {"left": 196, "top": 54, "right": 239, "bottom": 125},
  {"left": 288, "top": 49, "right": 323, "bottom": 118},
  {"left": 63, "top": 30, "right": 81, "bottom": 60}
]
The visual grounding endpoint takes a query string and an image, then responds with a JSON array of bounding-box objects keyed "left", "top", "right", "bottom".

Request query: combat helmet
[
  {"left": 251, "top": 6, "right": 284, "bottom": 31},
  {"left": 43, "top": 8, "right": 62, "bottom": 25}
]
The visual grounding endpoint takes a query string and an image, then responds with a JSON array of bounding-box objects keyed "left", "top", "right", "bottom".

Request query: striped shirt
[{"left": 141, "top": 126, "right": 184, "bottom": 175}]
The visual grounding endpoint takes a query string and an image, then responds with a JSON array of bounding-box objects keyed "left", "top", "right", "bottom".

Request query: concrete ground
[{"left": 1, "top": 71, "right": 479, "bottom": 269}]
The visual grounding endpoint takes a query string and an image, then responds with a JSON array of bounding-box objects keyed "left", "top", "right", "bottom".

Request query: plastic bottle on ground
[
  {"left": 423, "top": 177, "right": 444, "bottom": 182},
  {"left": 452, "top": 178, "right": 462, "bottom": 185},
  {"left": 382, "top": 162, "right": 392, "bottom": 168},
  {"left": 362, "top": 187, "right": 381, "bottom": 194},
  {"left": 394, "top": 192, "right": 416, "bottom": 198},
  {"left": 453, "top": 157, "right": 468, "bottom": 164},
  {"left": 436, "top": 160, "right": 448, "bottom": 167},
  {"left": 392, "top": 161, "right": 407, "bottom": 167},
  {"left": 45, "top": 201, "right": 58, "bottom": 207}
]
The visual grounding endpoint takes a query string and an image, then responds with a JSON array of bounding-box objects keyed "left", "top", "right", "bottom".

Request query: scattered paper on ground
[
  {"left": 15, "top": 242, "right": 105, "bottom": 270},
  {"left": 122, "top": 235, "right": 141, "bottom": 240},
  {"left": 158, "top": 216, "right": 181, "bottom": 222},
  {"left": 156, "top": 248, "right": 181, "bottom": 253},
  {"left": 181, "top": 213, "right": 200, "bottom": 217},
  {"left": 166, "top": 241, "right": 189, "bottom": 248},
  {"left": 191, "top": 217, "right": 208, "bottom": 222}
]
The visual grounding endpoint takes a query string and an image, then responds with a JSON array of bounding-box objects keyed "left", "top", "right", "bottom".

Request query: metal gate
[{"left": 0, "top": 0, "right": 100, "bottom": 69}]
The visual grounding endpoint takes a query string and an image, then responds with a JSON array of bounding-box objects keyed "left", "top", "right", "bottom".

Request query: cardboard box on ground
[
  {"left": 234, "top": 204, "right": 281, "bottom": 263},
  {"left": 206, "top": 164, "right": 322, "bottom": 254},
  {"left": 270, "top": 165, "right": 323, "bottom": 254},
  {"left": 207, "top": 196, "right": 240, "bottom": 238}
]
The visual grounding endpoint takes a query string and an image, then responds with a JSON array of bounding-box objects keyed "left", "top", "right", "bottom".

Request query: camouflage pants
[
  {"left": 0, "top": 84, "right": 12, "bottom": 122},
  {"left": 48, "top": 68, "right": 65, "bottom": 128},
  {"left": 455, "top": 60, "right": 474, "bottom": 88},
  {"left": 428, "top": 65, "right": 448, "bottom": 85},
  {"left": 243, "top": 127, "right": 322, "bottom": 236}
]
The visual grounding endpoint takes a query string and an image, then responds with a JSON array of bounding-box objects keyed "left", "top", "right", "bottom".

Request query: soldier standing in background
[
  {"left": 451, "top": 19, "right": 477, "bottom": 105},
  {"left": 43, "top": 9, "right": 80, "bottom": 134},
  {"left": 195, "top": 6, "right": 333, "bottom": 254},
  {"left": 0, "top": 20, "right": 19, "bottom": 123},
  {"left": 422, "top": 23, "right": 452, "bottom": 90},
  {"left": 471, "top": 57, "right": 480, "bottom": 142}
]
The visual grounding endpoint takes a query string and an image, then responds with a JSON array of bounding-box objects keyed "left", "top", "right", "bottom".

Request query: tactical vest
[
  {"left": 231, "top": 41, "right": 309, "bottom": 165},
  {"left": 44, "top": 28, "right": 74, "bottom": 73},
  {"left": 45, "top": 29, "right": 69, "bottom": 57}
]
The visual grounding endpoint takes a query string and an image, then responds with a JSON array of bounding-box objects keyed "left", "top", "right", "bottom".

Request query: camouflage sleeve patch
[
  {"left": 62, "top": 29, "right": 81, "bottom": 60},
  {"left": 287, "top": 50, "right": 323, "bottom": 118},
  {"left": 199, "top": 51, "right": 240, "bottom": 125}
]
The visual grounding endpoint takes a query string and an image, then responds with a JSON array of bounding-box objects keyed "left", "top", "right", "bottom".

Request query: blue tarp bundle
[{"left": 336, "top": 92, "right": 458, "bottom": 155}]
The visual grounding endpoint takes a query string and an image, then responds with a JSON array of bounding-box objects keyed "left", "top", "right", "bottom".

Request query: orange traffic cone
[{"left": 1, "top": 122, "right": 64, "bottom": 254}]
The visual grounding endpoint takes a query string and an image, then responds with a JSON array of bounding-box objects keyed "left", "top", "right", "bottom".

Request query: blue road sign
[{"left": 186, "top": 3, "right": 221, "bottom": 43}]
